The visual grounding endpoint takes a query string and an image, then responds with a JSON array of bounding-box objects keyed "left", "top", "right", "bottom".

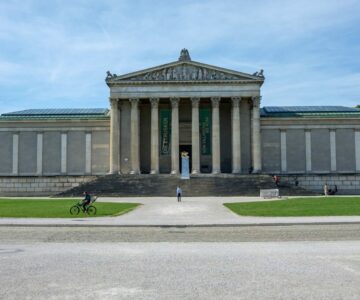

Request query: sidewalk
[{"left": 1, "top": 196, "right": 360, "bottom": 227}]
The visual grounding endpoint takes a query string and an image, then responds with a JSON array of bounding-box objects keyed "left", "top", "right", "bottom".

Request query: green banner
[
  {"left": 199, "top": 108, "right": 211, "bottom": 155},
  {"left": 160, "top": 109, "right": 171, "bottom": 155}
]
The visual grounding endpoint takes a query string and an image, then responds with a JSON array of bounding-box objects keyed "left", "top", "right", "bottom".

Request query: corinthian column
[
  {"left": 171, "top": 98, "right": 180, "bottom": 174},
  {"left": 231, "top": 97, "right": 241, "bottom": 173},
  {"left": 211, "top": 97, "right": 221, "bottom": 174},
  {"left": 251, "top": 96, "right": 262, "bottom": 173},
  {"left": 191, "top": 97, "right": 200, "bottom": 174},
  {"left": 109, "top": 98, "right": 120, "bottom": 174},
  {"left": 150, "top": 98, "right": 159, "bottom": 174},
  {"left": 130, "top": 98, "right": 140, "bottom": 174}
]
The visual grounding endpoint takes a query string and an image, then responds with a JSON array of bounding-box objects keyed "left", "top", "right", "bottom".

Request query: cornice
[{"left": 107, "top": 79, "right": 264, "bottom": 87}]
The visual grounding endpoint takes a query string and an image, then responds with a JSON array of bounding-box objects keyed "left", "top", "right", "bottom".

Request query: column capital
[
  {"left": 251, "top": 96, "right": 261, "bottom": 108},
  {"left": 150, "top": 98, "right": 159, "bottom": 108},
  {"left": 211, "top": 97, "right": 221, "bottom": 108},
  {"left": 191, "top": 97, "right": 200, "bottom": 108},
  {"left": 170, "top": 97, "right": 180, "bottom": 108},
  {"left": 109, "top": 97, "right": 118, "bottom": 104},
  {"left": 231, "top": 97, "right": 241, "bottom": 107},
  {"left": 129, "top": 98, "right": 140, "bottom": 107}
]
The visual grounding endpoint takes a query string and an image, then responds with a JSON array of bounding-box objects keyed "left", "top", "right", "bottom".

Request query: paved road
[
  {"left": 1, "top": 241, "right": 360, "bottom": 299},
  {"left": 1, "top": 224, "right": 360, "bottom": 243},
  {"left": 1, "top": 225, "right": 360, "bottom": 299}
]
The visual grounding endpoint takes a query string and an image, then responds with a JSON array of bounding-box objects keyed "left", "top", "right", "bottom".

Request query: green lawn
[
  {"left": 0, "top": 198, "right": 140, "bottom": 218},
  {"left": 224, "top": 197, "right": 360, "bottom": 217}
]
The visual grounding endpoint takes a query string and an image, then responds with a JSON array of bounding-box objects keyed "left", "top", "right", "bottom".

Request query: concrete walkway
[{"left": 1, "top": 196, "right": 360, "bottom": 227}]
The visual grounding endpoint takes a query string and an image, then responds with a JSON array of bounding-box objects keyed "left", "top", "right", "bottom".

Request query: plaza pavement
[{"left": 1, "top": 196, "right": 360, "bottom": 227}]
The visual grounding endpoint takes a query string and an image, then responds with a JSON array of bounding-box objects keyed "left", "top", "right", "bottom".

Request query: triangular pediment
[{"left": 106, "top": 60, "right": 264, "bottom": 84}]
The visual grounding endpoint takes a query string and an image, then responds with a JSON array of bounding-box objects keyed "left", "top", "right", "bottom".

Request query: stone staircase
[{"left": 58, "top": 174, "right": 316, "bottom": 197}]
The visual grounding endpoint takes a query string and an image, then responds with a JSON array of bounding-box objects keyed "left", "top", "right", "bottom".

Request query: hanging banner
[
  {"left": 199, "top": 108, "right": 211, "bottom": 155},
  {"left": 160, "top": 109, "right": 171, "bottom": 155}
]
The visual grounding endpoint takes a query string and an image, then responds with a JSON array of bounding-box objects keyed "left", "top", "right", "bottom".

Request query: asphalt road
[{"left": 1, "top": 225, "right": 360, "bottom": 299}]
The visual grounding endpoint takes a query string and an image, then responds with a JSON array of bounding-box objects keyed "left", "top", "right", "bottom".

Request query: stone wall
[
  {"left": 0, "top": 176, "right": 97, "bottom": 196},
  {"left": 261, "top": 118, "right": 360, "bottom": 174},
  {"left": 0, "top": 120, "right": 110, "bottom": 176},
  {"left": 281, "top": 174, "right": 360, "bottom": 194}
]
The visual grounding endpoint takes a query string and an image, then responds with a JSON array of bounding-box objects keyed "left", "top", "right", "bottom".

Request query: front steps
[{"left": 58, "top": 174, "right": 316, "bottom": 197}]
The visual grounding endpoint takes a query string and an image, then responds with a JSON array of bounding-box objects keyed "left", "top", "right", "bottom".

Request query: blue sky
[{"left": 0, "top": 0, "right": 360, "bottom": 114}]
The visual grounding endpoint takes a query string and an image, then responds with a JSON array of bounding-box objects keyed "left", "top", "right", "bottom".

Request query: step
[{"left": 58, "top": 174, "right": 316, "bottom": 197}]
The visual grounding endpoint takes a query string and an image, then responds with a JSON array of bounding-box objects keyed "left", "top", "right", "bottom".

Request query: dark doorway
[{"left": 179, "top": 145, "right": 192, "bottom": 173}]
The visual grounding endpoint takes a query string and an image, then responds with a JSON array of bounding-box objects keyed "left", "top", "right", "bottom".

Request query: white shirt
[{"left": 176, "top": 187, "right": 182, "bottom": 195}]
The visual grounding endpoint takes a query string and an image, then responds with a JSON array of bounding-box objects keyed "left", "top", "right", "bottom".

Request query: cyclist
[{"left": 82, "top": 191, "right": 91, "bottom": 212}]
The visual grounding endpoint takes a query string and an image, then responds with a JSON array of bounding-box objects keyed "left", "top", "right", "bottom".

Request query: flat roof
[
  {"left": 0, "top": 108, "right": 110, "bottom": 120},
  {"left": 261, "top": 106, "right": 360, "bottom": 118}
]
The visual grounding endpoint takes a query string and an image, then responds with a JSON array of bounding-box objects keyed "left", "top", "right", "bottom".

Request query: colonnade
[{"left": 109, "top": 96, "right": 262, "bottom": 175}]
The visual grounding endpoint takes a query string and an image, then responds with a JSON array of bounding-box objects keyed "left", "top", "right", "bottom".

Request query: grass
[
  {"left": 224, "top": 197, "right": 360, "bottom": 217},
  {"left": 0, "top": 198, "right": 141, "bottom": 218}
]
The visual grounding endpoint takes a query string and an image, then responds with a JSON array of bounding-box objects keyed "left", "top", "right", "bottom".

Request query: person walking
[{"left": 176, "top": 186, "right": 182, "bottom": 202}]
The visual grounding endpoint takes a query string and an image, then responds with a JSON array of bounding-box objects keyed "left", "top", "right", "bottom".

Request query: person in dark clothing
[
  {"left": 328, "top": 185, "right": 338, "bottom": 195},
  {"left": 273, "top": 175, "right": 280, "bottom": 187},
  {"left": 176, "top": 186, "right": 182, "bottom": 202},
  {"left": 82, "top": 191, "right": 91, "bottom": 212}
]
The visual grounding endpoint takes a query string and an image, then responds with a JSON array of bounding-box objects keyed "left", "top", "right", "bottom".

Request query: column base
[
  {"left": 130, "top": 170, "right": 140, "bottom": 175},
  {"left": 171, "top": 170, "right": 179, "bottom": 175},
  {"left": 150, "top": 170, "right": 159, "bottom": 174},
  {"left": 252, "top": 169, "right": 262, "bottom": 174},
  {"left": 191, "top": 170, "right": 199, "bottom": 174},
  {"left": 109, "top": 169, "right": 121, "bottom": 175},
  {"left": 212, "top": 169, "right": 221, "bottom": 174},
  {"left": 232, "top": 169, "right": 241, "bottom": 174},
  {"left": 108, "top": 171, "right": 122, "bottom": 175}
]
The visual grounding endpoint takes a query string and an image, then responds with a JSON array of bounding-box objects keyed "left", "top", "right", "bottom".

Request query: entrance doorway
[{"left": 179, "top": 145, "right": 192, "bottom": 173}]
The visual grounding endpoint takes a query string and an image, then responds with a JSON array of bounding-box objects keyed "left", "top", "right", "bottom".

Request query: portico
[{"left": 106, "top": 49, "right": 264, "bottom": 175}]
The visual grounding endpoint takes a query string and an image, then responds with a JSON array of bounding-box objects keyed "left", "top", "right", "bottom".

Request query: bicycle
[{"left": 69, "top": 196, "right": 97, "bottom": 216}]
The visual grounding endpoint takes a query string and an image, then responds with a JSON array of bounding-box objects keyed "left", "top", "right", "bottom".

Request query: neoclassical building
[
  {"left": 1, "top": 49, "right": 360, "bottom": 194},
  {"left": 106, "top": 49, "right": 264, "bottom": 175}
]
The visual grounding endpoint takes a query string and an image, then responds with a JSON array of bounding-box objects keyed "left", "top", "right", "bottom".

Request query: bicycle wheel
[
  {"left": 70, "top": 205, "right": 80, "bottom": 215},
  {"left": 87, "top": 206, "right": 97, "bottom": 216}
]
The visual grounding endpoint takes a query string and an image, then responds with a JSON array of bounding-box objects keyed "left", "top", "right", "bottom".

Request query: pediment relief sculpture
[
  {"left": 106, "top": 49, "right": 264, "bottom": 83},
  {"left": 108, "top": 64, "right": 263, "bottom": 82},
  {"left": 129, "top": 65, "right": 244, "bottom": 81}
]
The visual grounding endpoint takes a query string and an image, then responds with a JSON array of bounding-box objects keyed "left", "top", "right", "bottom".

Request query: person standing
[
  {"left": 273, "top": 175, "right": 280, "bottom": 187},
  {"left": 176, "top": 186, "right": 182, "bottom": 202},
  {"left": 323, "top": 183, "right": 329, "bottom": 196}
]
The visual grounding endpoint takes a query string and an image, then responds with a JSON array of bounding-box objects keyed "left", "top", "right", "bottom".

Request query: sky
[{"left": 0, "top": 0, "right": 360, "bottom": 114}]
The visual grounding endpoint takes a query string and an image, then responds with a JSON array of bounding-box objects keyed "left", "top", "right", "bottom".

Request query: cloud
[{"left": 0, "top": 0, "right": 359, "bottom": 114}]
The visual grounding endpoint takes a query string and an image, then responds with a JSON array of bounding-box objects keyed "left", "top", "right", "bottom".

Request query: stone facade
[
  {"left": 0, "top": 176, "right": 96, "bottom": 196},
  {"left": 281, "top": 175, "right": 360, "bottom": 194},
  {"left": 106, "top": 50, "right": 264, "bottom": 175},
  {"left": 0, "top": 117, "right": 110, "bottom": 177},
  {"left": 261, "top": 117, "right": 360, "bottom": 174},
  {"left": 1, "top": 50, "right": 360, "bottom": 195}
]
